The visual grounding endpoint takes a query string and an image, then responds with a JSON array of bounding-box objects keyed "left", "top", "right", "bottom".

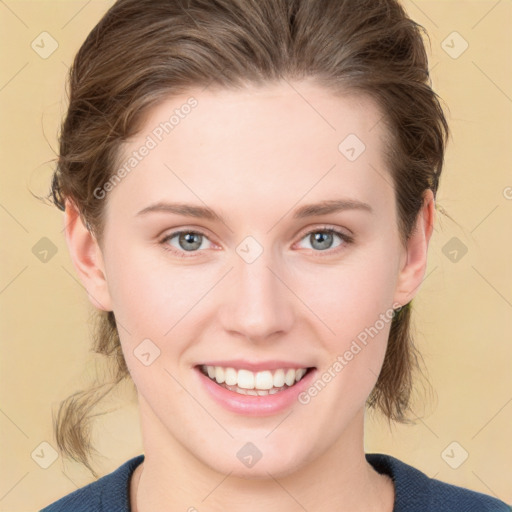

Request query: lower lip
[{"left": 195, "top": 367, "right": 316, "bottom": 416}]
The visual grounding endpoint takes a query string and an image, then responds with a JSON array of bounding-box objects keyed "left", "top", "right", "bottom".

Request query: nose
[{"left": 219, "top": 249, "right": 295, "bottom": 343}]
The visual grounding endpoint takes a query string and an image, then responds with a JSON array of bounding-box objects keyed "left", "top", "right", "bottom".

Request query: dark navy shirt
[{"left": 40, "top": 453, "right": 511, "bottom": 511}]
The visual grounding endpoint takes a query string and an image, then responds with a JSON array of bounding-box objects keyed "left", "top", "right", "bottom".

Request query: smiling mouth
[{"left": 198, "top": 364, "right": 315, "bottom": 396}]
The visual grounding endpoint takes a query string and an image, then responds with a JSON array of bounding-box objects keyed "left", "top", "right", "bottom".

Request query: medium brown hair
[{"left": 48, "top": 0, "right": 449, "bottom": 477}]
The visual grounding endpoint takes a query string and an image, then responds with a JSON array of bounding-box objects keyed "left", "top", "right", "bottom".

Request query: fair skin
[{"left": 64, "top": 79, "right": 435, "bottom": 512}]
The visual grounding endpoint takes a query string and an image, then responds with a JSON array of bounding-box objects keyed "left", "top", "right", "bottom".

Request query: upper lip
[{"left": 196, "top": 359, "right": 315, "bottom": 372}]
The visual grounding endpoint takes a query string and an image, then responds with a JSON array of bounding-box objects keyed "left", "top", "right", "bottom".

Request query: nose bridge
[{"left": 222, "top": 241, "right": 294, "bottom": 341}]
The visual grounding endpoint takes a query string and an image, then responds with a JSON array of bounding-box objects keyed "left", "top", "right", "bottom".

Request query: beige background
[{"left": 0, "top": 1, "right": 511, "bottom": 510}]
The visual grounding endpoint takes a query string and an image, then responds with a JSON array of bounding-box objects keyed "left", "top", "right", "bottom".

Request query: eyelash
[{"left": 159, "top": 225, "right": 354, "bottom": 259}]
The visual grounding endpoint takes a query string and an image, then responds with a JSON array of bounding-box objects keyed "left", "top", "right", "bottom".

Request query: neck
[{"left": 130, "top": 400, "right": 394, "bottom": 512}]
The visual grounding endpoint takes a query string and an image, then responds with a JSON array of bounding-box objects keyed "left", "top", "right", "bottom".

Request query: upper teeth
[{"left": 203, "top": 365, "right": 308, "bottom": 390}]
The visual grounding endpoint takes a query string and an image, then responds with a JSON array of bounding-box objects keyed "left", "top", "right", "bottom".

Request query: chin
[{"left": 195, "top": 438, "right": 310, "bottom": 480}]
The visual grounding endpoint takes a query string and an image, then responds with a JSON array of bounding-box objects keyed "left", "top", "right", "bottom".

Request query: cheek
[
  {"left": 294, "top": 240, "right": 398, "bottom": 405},
  {"left": 104, "top": 246, "right": 209, "bottom": 334},
  {"left": 295, "top": 243, "right": 399, "bottom": 343}
]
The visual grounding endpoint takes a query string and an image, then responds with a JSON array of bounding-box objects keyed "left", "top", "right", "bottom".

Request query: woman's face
[{"left": 71, "top": 80, "right": 432, "bottom": 477}]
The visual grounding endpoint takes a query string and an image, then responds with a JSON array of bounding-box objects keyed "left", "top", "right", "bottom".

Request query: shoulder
[
  {"left": 39, "top": 454, "right": 145, "bottom": 512},
  {"left": 366, "top": 453, "right": 511, "bottom": 512}
]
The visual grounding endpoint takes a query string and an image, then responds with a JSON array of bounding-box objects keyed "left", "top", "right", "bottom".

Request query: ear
[
  {"left": 393, "top": 188, "right": 436, "bottom": 308},
  {"left": 63, "top": 199, "right": 113, "bottom": 311}
]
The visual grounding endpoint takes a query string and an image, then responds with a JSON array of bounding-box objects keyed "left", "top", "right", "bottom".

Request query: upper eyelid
[{"left": 297, "top": 225, "right": 352, "bottom": 238}]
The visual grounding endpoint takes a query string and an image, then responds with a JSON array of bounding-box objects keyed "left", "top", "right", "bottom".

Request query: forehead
[
  {"left": 107, "top": 80, "right": 392, "bottom": 218},
  {"left": 136, "top": 80, "right": 386, "bottom": 151}
]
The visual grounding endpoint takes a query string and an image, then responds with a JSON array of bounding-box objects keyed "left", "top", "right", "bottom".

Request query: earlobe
[
  {"left": 393, "top": 189, "right": 436, "bottom": 307},
  {"left": 63, "top": 199, "right": 113, "bottom": 312}
]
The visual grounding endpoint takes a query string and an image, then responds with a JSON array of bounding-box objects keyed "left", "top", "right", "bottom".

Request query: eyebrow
[{"left": 135, "top": 199, "right": 373, "bottom": 223}]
